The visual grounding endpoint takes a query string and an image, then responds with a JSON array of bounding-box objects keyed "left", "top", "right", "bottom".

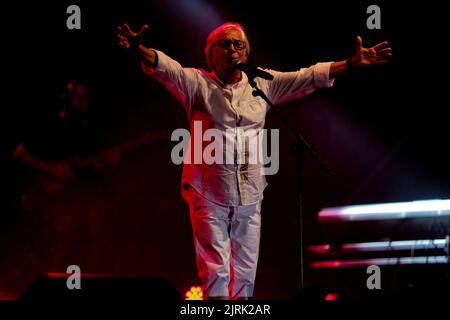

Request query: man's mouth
[{"left": 226, "top": 56, "right": 239, "bottom": 65}]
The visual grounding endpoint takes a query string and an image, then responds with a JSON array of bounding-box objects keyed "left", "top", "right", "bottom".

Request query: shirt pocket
[{"left": 240, "top": 98, "right": 266, "bottom": 124}]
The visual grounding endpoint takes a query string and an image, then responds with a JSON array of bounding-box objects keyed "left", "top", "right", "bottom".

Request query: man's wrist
[
  {"left": 136, "top": 45, "right": 158, "bottom": 68},
  {"left": 346, "top": 57, "right": 355, "bottom": 72},
  {"left": 151, "top": 49, "right": 159, "bottom": 68}
]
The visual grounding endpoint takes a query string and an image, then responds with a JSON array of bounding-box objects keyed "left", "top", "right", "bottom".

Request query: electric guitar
[{"left": 20, "top": 130, "right": 168, "bottom": 202}]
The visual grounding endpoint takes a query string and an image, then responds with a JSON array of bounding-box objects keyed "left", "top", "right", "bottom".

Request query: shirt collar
[{"left": 210, "top": 71, "right": 247, "bottom": 89}]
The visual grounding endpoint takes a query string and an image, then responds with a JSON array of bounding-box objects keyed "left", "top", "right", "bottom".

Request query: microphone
[{"left": 234, "top": 60, "right": 274, "bottom": 81}]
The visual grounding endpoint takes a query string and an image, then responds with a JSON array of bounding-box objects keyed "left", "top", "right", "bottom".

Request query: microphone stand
[{"left": 246, "top": 76, "right": 331, "bottom": 293}]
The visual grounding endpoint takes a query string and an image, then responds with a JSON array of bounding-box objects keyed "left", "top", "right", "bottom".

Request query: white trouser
[{"left": 182, "top": 185, "right": 262, "bottom": 299}]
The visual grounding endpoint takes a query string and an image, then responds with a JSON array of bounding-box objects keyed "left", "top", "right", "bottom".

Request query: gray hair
[{"left": 204, "top": 22, "right": 250, "bottom": 70}]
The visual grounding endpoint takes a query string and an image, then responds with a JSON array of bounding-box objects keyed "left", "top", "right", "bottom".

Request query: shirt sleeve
[
  {"left": 267, "top": 62, "right": 334, "bottom": 105},
  {"left": 141, "top": 50, "right": 198, "bottom": 112}
]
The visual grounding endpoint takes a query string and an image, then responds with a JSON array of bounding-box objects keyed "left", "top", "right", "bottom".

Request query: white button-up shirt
[{"left": 143, "top": 50, "right": 334, "bottom": 206}]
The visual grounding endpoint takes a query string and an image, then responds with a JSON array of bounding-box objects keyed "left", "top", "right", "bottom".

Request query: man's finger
[
  {"left": 377, "top": 48, "right": 392, "bottom": 56},
  {"left": 124, "top": 23, "right": 133, "bottom": 35},
  {"left": 356, "top": 35, "right": 363, "bottom": 52},
  {"left": 138, "top": 24, "right": 149, "bottom": 35},
  {"left": 117, "top": 26, "right": 127, "bottom": 38},
  {"left": 371, "top": 59, "right": 390, "bottom": 65},
  {"left": 119, "top": 41, "right": 130, "bottom": 49},
  {"left": 378, "top": 52, "right": 392, "bottom": 60},
  {"left": 373, "top": 41, "right": 389, "bottom": 51},
  {"left": 117, "top": 35, "right": 128, "bottom": 43}
]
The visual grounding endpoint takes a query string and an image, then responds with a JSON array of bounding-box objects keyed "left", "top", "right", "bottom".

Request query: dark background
[{"left": 1, "top": 0, "right": 449, "bottom": 299}]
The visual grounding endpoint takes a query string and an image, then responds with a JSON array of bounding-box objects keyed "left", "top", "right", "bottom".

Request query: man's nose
[{"left": 226, "top": 42, "right": 238, "bottom": 51}]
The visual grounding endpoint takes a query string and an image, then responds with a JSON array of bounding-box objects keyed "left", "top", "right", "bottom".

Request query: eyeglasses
[{"left": 213, "top": 39, "right": 246, "bottom": 50}]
